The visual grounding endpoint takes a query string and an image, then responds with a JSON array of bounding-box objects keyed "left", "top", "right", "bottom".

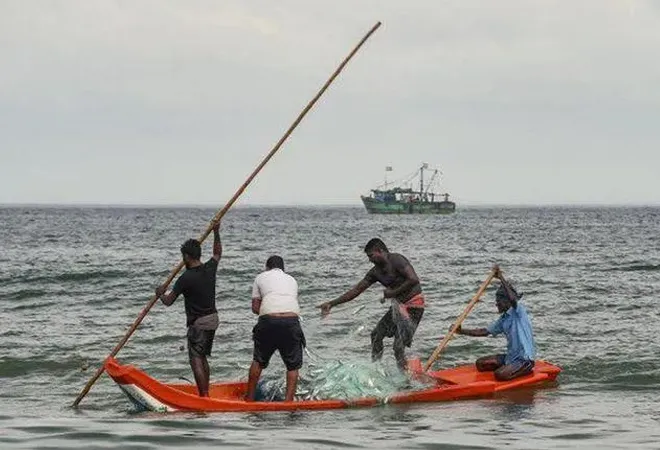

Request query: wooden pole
[
  {"left": 423, "top": 268, "right": 497, "bottom": 372},
  {"left": 72, "top": 21, "right": 383, "bottom": 407}
]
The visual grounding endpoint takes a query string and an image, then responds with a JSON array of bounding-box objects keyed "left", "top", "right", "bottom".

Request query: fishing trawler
[{"left": 360, "top": 164, "right": 456, "bottom": 214}]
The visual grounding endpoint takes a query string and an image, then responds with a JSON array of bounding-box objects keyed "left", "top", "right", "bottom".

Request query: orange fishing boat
[{"left": 104, "top": 357, "right": 561, "bottom": 413}]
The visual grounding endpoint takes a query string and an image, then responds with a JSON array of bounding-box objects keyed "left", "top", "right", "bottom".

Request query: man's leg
[
  {"left": 280, "top": 317, "right": 305, "bottom": 402},
  {"left": 189, "top": 355, "right": 210, "bottom": 397},
  {"left": 202, "top": 356, "right": 210, "bottom": 379},
  {"left": 246, "top": 360, "right": 263, "bottom": 401},
  {"left": 476, "top": 354, "right": 506, "bottom": 372},
  {"left": 187, "top": 328, "right": 214, "bottom": 397},
  {"left": 494, "top": 360, "right": 535, "bottom": 381},
  {"left": 202, "top": 356, "right": 210, "bottom": 393},
  {"left": 284, "top": 369, "right": 298, "bottom": 402},
  {"left": 246, "top": 318, "right": 275, "bottom": 401},
  {"left": 392, "top": 335, "right": 408, "bottom": 371},
  {"left": 392, "top": 307, "right": 424, "bottom": 371},
  {"left": 371, "top": 308, "right": 395, "bottom": 362}
]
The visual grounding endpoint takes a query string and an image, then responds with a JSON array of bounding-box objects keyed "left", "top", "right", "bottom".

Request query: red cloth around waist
[{"left": 404, "top": 293, "right": 425, "bottom": 308}]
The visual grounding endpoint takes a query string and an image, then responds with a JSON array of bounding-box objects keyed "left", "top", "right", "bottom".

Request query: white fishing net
[
  {"left": 255, "top": 356, "right": 431, "bottom": 402},
  {"left": 254, "top": 302, "right": 434, "bottom": 402}
]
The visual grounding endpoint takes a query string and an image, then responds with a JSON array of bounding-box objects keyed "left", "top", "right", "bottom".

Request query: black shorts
[
  {"left": 187, "top": 326, "right": 215, "bottom": 358},
  {"left": 252, "top": 316, "right": 306, "bottom": 371}
]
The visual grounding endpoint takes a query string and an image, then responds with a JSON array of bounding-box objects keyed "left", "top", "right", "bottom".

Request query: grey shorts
[{"left": 187, "top": 326, "right": 215, "bottom": 358}]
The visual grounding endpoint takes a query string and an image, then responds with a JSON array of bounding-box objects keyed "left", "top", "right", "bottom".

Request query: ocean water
[{"left": 1, "top": 205, "right": 659, "bottom": 449}]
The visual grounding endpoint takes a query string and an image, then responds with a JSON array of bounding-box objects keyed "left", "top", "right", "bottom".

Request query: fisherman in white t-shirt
[{"left": 245, "top": 255, "right": 305, "bottom": 402}]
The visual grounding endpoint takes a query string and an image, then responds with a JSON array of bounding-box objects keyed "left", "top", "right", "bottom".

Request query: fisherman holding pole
[{"left": 155, "top": 222, "right": 222, "bottom": 397}]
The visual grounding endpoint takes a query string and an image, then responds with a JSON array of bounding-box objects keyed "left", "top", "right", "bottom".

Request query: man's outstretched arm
[
  {"left": 319, "top": 278, "right": 373, "bottom": 316},
  {"left": 454, "top": 325, "right": 489, "bottom": 337}
]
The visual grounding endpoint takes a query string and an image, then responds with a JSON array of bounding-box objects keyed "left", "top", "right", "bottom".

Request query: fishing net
[
  {"left": 253, "top": 301, "right": 432, "bottom": 402},
  {"left": 297, "top": 358, "right": 409, "bottom": 401},
  {"left": 255, "top": 357, "right": 432, "bottom": 402},
  {"left": 254, "top": 305, "right": 433, "bottom": 402}
]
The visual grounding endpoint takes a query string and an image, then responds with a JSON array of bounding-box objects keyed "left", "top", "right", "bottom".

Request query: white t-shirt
[{"left": 251, "top": 268, "right": 300, "bottom": 316}]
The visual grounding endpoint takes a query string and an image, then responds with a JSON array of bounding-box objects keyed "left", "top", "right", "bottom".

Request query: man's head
[
  {"left": 495, "top": 282, "right": 520, "bottom": 313},
  {"left": 364, "top": 238, "right": 389, "bottom": 266},
  {"left": 180, "top": 239, "right": 201, "bottom": 268},
  {"left": 266, "top": 255, "right": 284, "bottom": 271}
]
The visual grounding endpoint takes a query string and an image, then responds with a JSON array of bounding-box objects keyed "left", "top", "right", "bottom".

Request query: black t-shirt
[
  {"left": 363, "top": 253, "right": 422, "bottom": 303},
  {"left": 172, "top": 258, "right": 219, "bottom": 326}
]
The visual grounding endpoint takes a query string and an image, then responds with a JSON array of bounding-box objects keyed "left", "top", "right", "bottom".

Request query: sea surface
[{"left": 1, "top": 205, "right": 659, "bottom": 449}]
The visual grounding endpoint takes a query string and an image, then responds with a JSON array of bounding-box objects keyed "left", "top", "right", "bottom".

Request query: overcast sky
[{"left": 1, "top": 0, "right": 659, "bottom": 206}]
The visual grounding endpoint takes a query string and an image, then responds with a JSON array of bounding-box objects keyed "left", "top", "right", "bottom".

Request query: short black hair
[
  {"left": 180, "top": 239, "right": 201, "bottom": 260},
  {"left": 266, "top": 255, "right": 284, "bottom": 270},
  {"left": 364, "top": 238, "right": 388, "bottom": 253}
]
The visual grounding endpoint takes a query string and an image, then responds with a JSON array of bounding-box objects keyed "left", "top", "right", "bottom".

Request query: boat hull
[{"left": 104, "top": 358, "right": 560, "bottom": 413}]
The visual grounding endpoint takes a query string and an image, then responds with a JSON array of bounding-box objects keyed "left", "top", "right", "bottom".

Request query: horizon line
[{"left": 1, "top": 201, "right": 659, "bottom": 208}]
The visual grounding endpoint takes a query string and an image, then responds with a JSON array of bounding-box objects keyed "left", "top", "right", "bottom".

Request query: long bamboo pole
[{"left": 423, "top": 268, "right": 497, "bottom": 372}]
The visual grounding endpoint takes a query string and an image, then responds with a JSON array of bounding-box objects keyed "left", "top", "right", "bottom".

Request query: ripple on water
[{"left": 1, "top": 206, "right": 660, "bottom": 449}]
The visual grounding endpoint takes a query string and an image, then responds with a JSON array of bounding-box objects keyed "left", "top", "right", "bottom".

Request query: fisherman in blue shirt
[{"left": 454, "top": 269, "right": 536, "bottom": 381}]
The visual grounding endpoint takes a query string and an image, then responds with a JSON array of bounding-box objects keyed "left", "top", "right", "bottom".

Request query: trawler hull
[{"left": 361, "top": 196, "right": 456, "bottom": 214}]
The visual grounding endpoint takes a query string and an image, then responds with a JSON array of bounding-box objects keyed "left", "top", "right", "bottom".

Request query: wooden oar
[
  {"left": 72, "top": 21, "right": 383, "bottom": 407},
  {"left": 423, "top": 268, "right": 498, "bottom": 372}
]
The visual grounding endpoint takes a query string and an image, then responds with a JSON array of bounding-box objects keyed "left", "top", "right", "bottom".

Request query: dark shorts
[
  {"left": 252, "top": 316, "right": 306, "bottom": 371},
  {"left": 187, "top": 326, "right": 215, "bottom": 358},
  {"left": 477, "top": 353, "right": 535, "bottom": 380},
  {"left": 374, "top": 306, "right": 424, "bottom": 347}
]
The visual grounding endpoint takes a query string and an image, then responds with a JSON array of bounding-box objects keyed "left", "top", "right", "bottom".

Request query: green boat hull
[{"left": 361, "top": 196, "right": 456, "bottom": 214}]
